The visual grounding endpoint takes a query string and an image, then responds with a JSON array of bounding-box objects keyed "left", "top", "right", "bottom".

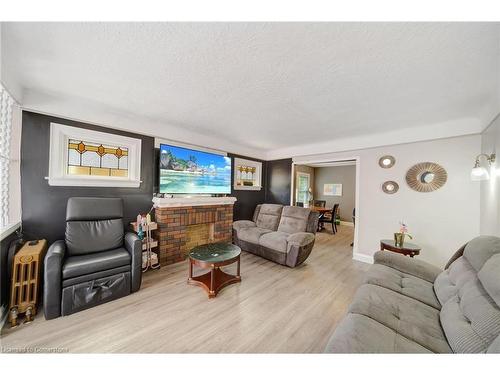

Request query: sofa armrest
[
  {"left": 286, "top": 232, "right": 316, "bottom": 267},
  {"left": 287, "top": 232, "right": 315, "bottom": 247},
  {"left": 306, "top": 211, "right": 320, "bottom": 234},
  {"left": 44, "top": 240, "right": 66, "bottom": 319},
  {"left": 233, "top": 220, "right": 256, "bottom": 231},
  {"left": 124, "top": 232, "right": 143, "bottom": 293},
  {"left": 374, "top": 251, "right": 442, "bottom": 283}
]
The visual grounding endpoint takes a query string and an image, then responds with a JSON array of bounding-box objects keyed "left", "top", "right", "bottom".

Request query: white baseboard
[
  {"left": 339, "top": 221, "right": 354, "bottom": 227},
  {"left": 352, "top": 252, "right": 374, "bottom": 264}
]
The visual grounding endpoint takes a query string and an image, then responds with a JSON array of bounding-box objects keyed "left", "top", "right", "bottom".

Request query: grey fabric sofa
[
  {"left": 232, "top": 204, "right": 319, "bottom": 267},
  {"left": 44, "top": 197, "right": 142, "bottom": 319},
  {"left": 325, "top": 235, "right": 500, "bottom": 353}
]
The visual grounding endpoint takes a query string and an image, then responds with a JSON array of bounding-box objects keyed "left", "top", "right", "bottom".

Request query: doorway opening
[{"left": 291, "top": 158, "right": 360, "bottom": 259}]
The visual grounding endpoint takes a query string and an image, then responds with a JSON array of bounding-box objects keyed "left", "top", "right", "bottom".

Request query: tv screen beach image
[{"left": 159, "top": 144, "right": 232, "bottom": 194}]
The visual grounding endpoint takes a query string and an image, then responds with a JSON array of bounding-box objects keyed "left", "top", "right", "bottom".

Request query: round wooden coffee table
[
  {"left": 380, "top": 239, "right": 421, "bottom": 257},
  {"left": 188, "top": 242, "right": 241, "bottom": 298}
]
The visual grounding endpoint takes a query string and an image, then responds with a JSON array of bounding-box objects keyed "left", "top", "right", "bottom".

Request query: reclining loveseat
[{"left": 232, "top": 204, "right": 319, "bottom": 268}]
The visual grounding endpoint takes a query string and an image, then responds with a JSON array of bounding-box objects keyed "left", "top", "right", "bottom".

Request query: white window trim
[
  {"left": 296, "top": 171, "right": 311, "bottom": 204},
  {"left": 0, "top": 221, "right": 21, "bottom": 241},
  {"left": 48, "top": 123, "right": 142, "bottom": 187},
  {"left": 1, "top": 84, "right": 17, "bottom": 230}
]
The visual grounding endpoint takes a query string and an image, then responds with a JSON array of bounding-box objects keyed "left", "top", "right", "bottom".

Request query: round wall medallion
[
  {"left": 379, "top": 155, "right": 396, "bottom": 168},
  {"left": 382, "top": 181, "right": 399, "bottom": 194},
  {"left": 406, "top": 162, "right": 447, "bottom": 192}
]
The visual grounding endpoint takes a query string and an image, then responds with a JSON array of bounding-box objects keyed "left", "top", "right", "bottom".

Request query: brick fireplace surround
[{"left": 153, "top": 197, "right": 236, "bottom": 266}]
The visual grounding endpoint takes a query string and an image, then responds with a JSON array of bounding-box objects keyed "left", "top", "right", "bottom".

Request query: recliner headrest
[
  {"left": 463, "top": 235, "right": 500, "bottom": 271},
  {"left": 66, "top": 197, "right": 124, "bottom": 221},
  {"left": 258, "top": 204, "right": 283, "bottom": 216}
]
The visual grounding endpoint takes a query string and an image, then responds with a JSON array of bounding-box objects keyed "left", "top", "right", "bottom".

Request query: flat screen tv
[{"left": 159, "top": 143, "right": 232, "bottom": 194}]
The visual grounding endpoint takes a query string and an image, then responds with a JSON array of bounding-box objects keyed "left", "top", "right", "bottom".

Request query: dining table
[{"left": 309, "top": 205, "right": 331, "bottom": 231}]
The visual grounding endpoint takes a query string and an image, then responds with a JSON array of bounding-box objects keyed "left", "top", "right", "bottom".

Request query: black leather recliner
[{"left": 44, "top": 197, "right": 142, "bottom": 319}]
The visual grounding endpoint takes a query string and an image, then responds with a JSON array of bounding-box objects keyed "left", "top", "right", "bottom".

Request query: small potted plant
[{"left": 394, "top": 220, "right": 412, "bottom": 247}]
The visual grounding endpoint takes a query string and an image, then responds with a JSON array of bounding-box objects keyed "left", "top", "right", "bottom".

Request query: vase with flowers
[{"left": 394, "top": 221, "right": 412, "bottom": 247}]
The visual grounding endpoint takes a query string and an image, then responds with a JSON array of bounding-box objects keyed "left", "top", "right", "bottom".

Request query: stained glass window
[{"left": 67, "top": 139, "right": 129, "bottom": 177}]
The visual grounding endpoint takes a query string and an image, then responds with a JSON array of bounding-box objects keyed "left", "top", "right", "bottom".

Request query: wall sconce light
[{"left": 471, "top": 153, "right": 496, "bottom": 181}]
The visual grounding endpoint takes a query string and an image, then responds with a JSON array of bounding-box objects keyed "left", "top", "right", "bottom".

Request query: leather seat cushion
[
  {"left": 348, "top": 284, "right": 452, "bottom": 353},
  {"left": 66, "top": 218, "right": 124, "bottom": 255},
  {"left": 259, "top": 231, "right": 289, "bottom": 253},
  {"left": 62, "top": 248, "right": 131, "bottom": 279},
  {"left": 62, "top": 265, "right": 131, "bottom": 287},
  {"left": 237, "top": 227, "right": 272, "bottom": 244},
  {"left": 364, "top": 264, "right": 441, "bottom": 309}
]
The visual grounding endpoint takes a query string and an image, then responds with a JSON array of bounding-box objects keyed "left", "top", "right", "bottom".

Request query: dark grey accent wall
[
  {"left": 314, "top": 165, "right": 356, "bottom": 222},
  {"left": 229, "top": 153, "right": 267, "bottom": 221},
  {"left": 21, "top": 111, "right": 290, "bottom": 245},
  {"left": 20, "top": 111, "right": 155, "bottom": 244},
  {"left": 265, "top": 159, "right": 292, "bottom": 205}
]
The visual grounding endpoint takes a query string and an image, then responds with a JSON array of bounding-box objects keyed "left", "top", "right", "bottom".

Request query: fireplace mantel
[{"left": 153, "top": 196, "right": 237, "bottom": 208}]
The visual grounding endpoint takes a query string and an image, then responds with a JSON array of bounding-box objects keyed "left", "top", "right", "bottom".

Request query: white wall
[
  {"left": 480, "top": 115, "right": 500, "bottom": 236},
  {"left": 294, "top": 135, "right": 481, "bottom": 268}
]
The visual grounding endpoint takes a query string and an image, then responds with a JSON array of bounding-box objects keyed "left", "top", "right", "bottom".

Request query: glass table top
[{"left": 189, "top": 242, "right": 241, "bottom": 263}]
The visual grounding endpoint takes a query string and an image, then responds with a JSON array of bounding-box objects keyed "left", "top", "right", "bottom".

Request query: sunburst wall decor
[{"left": 406, "top": 162, "right": 447, "bottom": 192}]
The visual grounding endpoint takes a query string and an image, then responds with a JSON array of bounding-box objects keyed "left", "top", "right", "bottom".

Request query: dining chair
[
  {"left": 320, "top": 203, "right": 340, "bottom": 234},
  {"left": 295, "top": 202, "right": 304, "bottom": 207},
  {"left": 313, "top": 200, "right": 326, "bottom": 207}
]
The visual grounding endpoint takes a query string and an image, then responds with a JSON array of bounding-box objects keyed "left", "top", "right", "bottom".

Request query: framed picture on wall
[
  {"left": 48, "top": 123, "right": 142, "bottom": 187},
  {"left": 233, "top": 157, "right": 262, "bottom": 190},
  {"left": 324, "top": 183, "right": 342, "bottom": 196}
]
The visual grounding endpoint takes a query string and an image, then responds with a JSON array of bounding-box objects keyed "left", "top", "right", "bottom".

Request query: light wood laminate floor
[{"left": 1, "top": 226, "right": 369, "bottom": 353}]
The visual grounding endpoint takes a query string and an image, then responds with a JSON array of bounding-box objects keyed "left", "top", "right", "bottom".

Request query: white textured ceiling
[{"left": 2, "top": 22, "right": 500, "bottom": 159}]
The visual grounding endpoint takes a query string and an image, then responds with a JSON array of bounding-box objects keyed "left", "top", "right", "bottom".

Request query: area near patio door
[{"left": 296, "top": 172, "right": 311, "bottom": 206}]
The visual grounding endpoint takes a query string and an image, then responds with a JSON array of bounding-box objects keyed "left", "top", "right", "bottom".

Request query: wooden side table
[{"left": 380, "top": 239, "right": 421, "bottom": 258}]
